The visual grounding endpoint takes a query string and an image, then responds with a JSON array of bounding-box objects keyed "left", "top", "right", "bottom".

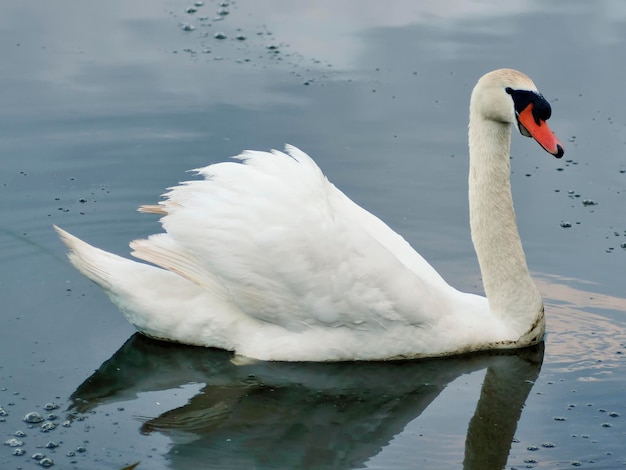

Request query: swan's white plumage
[
  {"left": 53, "top": 145, "right": 514, "bottom": 360},
  {"left": 56, "top": 69, "right": 558, "bottom": 361}
]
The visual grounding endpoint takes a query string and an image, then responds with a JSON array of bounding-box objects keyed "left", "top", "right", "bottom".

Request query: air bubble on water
[
  {"left": 560, "top": 222, "right": 572, "bottom": 228},
  {"left": 45, "top": 441, "right": 58, "bottom": 449},
  {"left": 217, "top": 8, "right": 229, "bottom": 16},
  {"left": 235, "top": 34, "right": 246, "bottom": 41},
  {"left": 32, "top": 452, "right": 45, "bottom": 460},
  {"left": 609, "top": 411, "right": 620, "bottom": 417},
  {"left": 554, "top": 416, "right": 567, "bottom": 421},
  {"left": 601, "top": 422, "right": 612, "bottom": 427},
  {"left": 186, "top": 7, "right": 197, "bottom": 14},
  {"left": 0, "top": 406, "right": 8, "bottom": 417},
  {"left": 195, "top": 1, "right": 204, "bottom": 6},
  {"left": 14, "top": 430, "right": 26, "bottom": 437},
  {"left": 13, "top": 448, "right": 26, "bottom": 456},
  {"left": 43, "top": 403, "right": 59, "bottom": 411},
  {"left": 582, "top": 199, "right": 597, "bottom": 206},
  {"left": 24, "top": 412, "right": 44, "bottom": 423},
  {"left": 39, "top": 457, "right": 54, "bottom": 468},
  {"left": 40, "top": 421, "right": 56, "bottom": 432},
  {"left": 214, "top": 32, "right": 227, "bottom": 39},
  {"left": 4, "top": 438, "right": 24, "bottom": 447},
  {"left": 541, "top": 442, "right": 556, "bottom": 448},
  {"left": 181, "top": 23, "right": 195, "bottom": 31},
  {"left": 527, "top": 445, "right": 539, "bottom": 451}
]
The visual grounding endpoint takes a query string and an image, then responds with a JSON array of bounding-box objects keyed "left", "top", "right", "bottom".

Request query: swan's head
[{"left": 471, "top": 68, "right": 564, "bottom": 158}]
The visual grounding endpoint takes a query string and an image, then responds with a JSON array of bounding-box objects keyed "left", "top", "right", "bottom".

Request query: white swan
[{"left": 55, "top": 68, "right": 564, "bottom": 362}]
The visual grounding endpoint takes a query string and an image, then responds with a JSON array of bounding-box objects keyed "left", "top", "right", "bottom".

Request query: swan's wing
[{"left": 131, "top": 145, "right": 455, "bottom": 331}]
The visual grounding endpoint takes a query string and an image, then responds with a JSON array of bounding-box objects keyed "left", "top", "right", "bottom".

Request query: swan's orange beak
[{"left": 518, "top": 104, "right": 564, "bottom": 158}]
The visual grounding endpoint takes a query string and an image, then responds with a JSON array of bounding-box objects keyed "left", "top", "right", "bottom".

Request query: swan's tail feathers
[{"left": 54, "top": 225, "right": 131, "bottom": 291}]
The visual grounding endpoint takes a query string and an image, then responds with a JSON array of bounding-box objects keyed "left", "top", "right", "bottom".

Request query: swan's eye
[{"left": 506, "top": 88, "right": 552, "bottom": 125}]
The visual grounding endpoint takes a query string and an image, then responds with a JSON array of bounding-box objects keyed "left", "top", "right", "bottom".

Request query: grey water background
[{"left": 1, "top": 1, "right": 625, "bottom": 468}]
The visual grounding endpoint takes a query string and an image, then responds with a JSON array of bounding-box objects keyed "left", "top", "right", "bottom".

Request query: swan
[{"left": 55, "top": 68, "right": 564, "bottom": 362}]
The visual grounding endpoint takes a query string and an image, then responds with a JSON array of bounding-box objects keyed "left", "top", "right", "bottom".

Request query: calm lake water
[{"left": 1, "top": 1, "right": 625, "bottom": 469}]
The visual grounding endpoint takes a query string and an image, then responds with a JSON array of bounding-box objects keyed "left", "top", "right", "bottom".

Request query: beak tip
[{"left": 554, "top": 144, "right": 564, "bottom": 158}]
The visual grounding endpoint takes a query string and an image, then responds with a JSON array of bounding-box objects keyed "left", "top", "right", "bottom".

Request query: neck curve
[{"left": 468, "top": 110, "right": 543, "bottom": 337}]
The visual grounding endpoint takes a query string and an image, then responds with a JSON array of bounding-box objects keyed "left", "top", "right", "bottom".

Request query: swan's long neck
[{"left": 468, "top": 111, "right": 543, "bottom": 336}]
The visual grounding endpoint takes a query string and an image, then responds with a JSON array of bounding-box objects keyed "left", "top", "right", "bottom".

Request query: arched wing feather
[{"left": 131, "top": 146, "right": 456, "bottom": 332}]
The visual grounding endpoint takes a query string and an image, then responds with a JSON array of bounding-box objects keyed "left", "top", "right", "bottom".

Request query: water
[{"left": 1, "top": 1, "right": 625, "bottom": 468}]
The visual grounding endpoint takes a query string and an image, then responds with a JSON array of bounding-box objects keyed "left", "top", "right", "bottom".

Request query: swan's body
[{"left": 56, "top": 69, "right": 563, "bottom": 361}]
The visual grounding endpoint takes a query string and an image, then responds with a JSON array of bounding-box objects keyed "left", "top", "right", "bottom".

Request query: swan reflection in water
[{"left": 70, "top": 335, "right": 543, "bottom": 469}]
